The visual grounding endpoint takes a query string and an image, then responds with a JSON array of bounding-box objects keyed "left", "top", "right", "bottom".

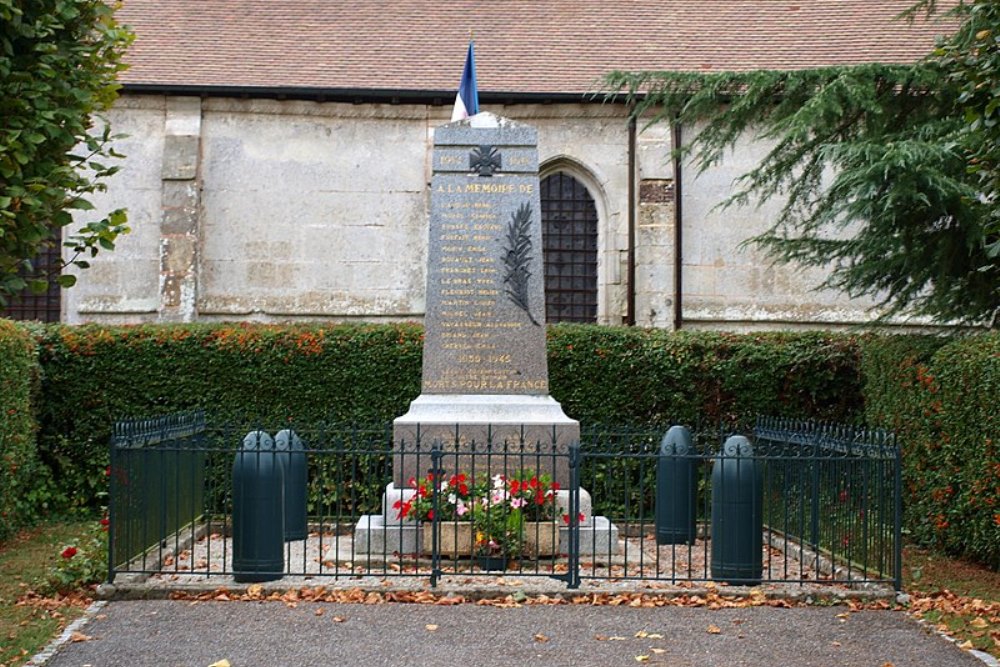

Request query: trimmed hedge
[
  {"left": 0, "top": 320, "right": 42, "bottom": 540},
  {"left": 35, "top": 323, "right": 864, "bottom": 509},
  {"left": 863, "top": 332, "right": 1000, "bottom": 568},
  {"left": 12, "top": 321, "right": 999, "bottom": 567},
  {"left": 35, "top": 323, "right": 424, "bottom": 508}
]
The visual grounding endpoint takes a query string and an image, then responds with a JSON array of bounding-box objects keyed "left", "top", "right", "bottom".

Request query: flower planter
[
  {"left": 476, "top": 555, "right": 508, "bottom": 571},
  {"left": 422, "top": 521, "right": 474, "bottom": 558},
  {"left": 522, "top": 521, "right": 560, "bottom": 558}
]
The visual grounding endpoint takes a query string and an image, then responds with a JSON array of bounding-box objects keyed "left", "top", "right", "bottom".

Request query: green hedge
[
  {"left": 0, "top": 320, "right": 43, "bottom": 540},
  {"left": 17, "top": 321, "right": 1000, "bottom": 567},
  {"left": 863, "top": 332, "right": 1000, "bottom": 568},
  {"left": 35, "top": 323, "right": 864, "bottom": 509}
]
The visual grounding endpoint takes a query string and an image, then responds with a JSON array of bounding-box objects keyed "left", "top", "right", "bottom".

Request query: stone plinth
[{"left": 392, "top": 394, "right": 579, "bottom": 488}]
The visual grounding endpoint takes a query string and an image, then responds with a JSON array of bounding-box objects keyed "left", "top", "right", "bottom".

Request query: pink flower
[
  {"left": 510, "top": 497, "right": 526, "bottom": 509},
  {"left": 456, "top": 500, "right": 469, "bottom": 516}
]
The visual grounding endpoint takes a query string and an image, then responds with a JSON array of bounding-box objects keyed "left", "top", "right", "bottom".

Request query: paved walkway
[{"left": 38, "top": 597, "right": 986, "bottom": 667}]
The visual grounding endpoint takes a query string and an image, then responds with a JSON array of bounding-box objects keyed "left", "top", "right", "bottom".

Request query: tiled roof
[{"left": 117, "top": 1, "right": 954, "bottom": 95}]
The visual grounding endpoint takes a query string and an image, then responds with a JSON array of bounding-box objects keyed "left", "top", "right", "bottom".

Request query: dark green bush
[
  {"left": 863, "top": 332, "right": 1000, "bottom": 569},
  {"left": 35, "top": 323, "right": 424, "bottom": 509},
  {"left": 548, "top": 325, "right": 863, "bottom": 427},
  {"left": 0, "top": 319, "right": 43, "bottom": 540},
  {"left": 37, "top": 323, "right": 866, "bottom": 509}
]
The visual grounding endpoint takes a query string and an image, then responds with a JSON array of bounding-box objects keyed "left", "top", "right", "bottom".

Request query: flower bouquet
[
  {"left": 393, "top": 472, "right": 474, "bottom": 557},
  {"left": 508, "top": 471, "right": 562, "bottom": 557},
  {"left": 471, "top": 474, "right": 524, "bottom": 570}
]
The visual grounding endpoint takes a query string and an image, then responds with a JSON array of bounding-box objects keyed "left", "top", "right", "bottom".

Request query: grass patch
[
  {"left": 0, "top": 522, "right": 96, "bottom": 667},
  {"left": 904, "top": 545, "right": 1000, "bottom": 658}
]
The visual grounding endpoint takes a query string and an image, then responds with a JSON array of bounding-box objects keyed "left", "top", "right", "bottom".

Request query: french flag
[{"left": 451, "top": 41, "right": 479, "bottom": 121}]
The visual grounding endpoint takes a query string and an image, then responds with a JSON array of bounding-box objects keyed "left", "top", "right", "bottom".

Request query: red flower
[
  {"left": 426, "top": 509, "right": 435, "bottom": 521},
  {"left": 105, "top": 466, "right": 112, "bottom": 477},
  {"left": 838, "top": 489, "right": 848, "bottom": 503},
  {"left": 61, "top": 546, "right": 78, "bottom": 559},
  {"left": 392, "top": 499, "right": 412, "bottom": 520},
  {"left": 561, "top": 512, "right": 586, "bottom": 525}
]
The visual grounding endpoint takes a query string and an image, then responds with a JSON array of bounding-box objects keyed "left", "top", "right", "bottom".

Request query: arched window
[{"left": 540, "top": 172, "right": 598, "bottom": 323}]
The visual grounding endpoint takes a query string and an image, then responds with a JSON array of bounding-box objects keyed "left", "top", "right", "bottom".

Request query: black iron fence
[{"left": 108, "top": 415, "right": 902, "bottom": 589}]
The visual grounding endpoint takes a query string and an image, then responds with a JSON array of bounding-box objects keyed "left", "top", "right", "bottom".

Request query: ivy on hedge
[{"left": 0, "top": 320, "right": 43, "bottom": 540}]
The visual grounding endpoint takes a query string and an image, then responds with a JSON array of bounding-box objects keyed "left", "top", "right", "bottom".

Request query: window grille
[
  {"left": 0, "top": 241, "right": 62, "bottom": 322},
  {"left": 540, "top": 173, "right": 598, "bottom": 323}
]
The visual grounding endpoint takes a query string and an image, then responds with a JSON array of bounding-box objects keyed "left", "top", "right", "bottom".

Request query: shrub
[
  {"left": 36, "top": 323, "right": 866, "bottom": 509},
  {"left": 0, "top": 319, "right": 44, "bottom": 540},
  {"left": 863, "top": 332, "right": 1000, "bottom": 569}
]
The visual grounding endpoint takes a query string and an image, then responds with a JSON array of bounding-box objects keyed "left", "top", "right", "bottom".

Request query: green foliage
[
  {"left": 0, "top": 319, "right": 44, "bottom": 541},
  {"left": 548, "top": 324, "right": 863, "bottom": 428},
  {"left": 863, "top": 332, "right": 1000, "bottom": 568},
  {"left": 35, "top": 323, "right": 425, "bottom": 509},
  {"left": 34, "top": 322, "right": 865, "bottom": 509},
  {"left": 605, "top": 3, "right": 1000, "bottom": 327},
  {"left": 46, "top": 516, "right": 108, "bottom": 593},
  {"left": 0, "top": 0, "right": 132, "bottom": 304}
]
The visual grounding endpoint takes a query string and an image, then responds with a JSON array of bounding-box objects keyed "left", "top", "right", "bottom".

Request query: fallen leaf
[
  {"left": 635, "top": 630, "right": 649, "bottom": 638},
  {"left": 971, "top": 617, "right": 989, "bottom": 629},
  {"left": 608, "top": 636, "right": 628, "bottom": 641},
  {"left": 647, "top": 633, "right": 663, "bottom": 639},
  {"left": 425, "top": 624, "right": 439, "bottom": 632},
  {"left": 635, "top": 656, "right": 650, "bottom": 663},
  {"left": 332, "top": 616, "right": 346, "bottom": 623},
  {"left": 69, "top": 632, "right": 92, "bottom": 643},
  {"left": 207, "top": 661, "right": 231, "bottom": 667},
  {"left": 314, "top": 608, "right": 325, "bottom": 616},
  {"left": 831, "top": 641, "right": 842, "bottom": 647},
  {"left": 534, "top": 633, "right": 549, "bottom": 643},
  {"left": 958, "top": 640, "right": 975, "bottom": 650},
  {"left": 651, "top": 648, "right": 666, "bottom": 654},
  {"left": 707, "top": 624, "right": 722, "bottom": 635}
]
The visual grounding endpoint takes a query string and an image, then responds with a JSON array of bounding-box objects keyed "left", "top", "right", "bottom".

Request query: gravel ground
[
  {"left": 143, "top": 530, "right": 875, "bottom": 592},
  {"left": 40, "top": 599, "right": 985, "bottom": 667}
]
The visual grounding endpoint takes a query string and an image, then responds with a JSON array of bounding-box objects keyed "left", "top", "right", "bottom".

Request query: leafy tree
[
  {"left": 606, "top": 1, "right": 1000, "bottom": 328},
  {"left": 0, "top": 0, "right": 132, "bottom": 306}
]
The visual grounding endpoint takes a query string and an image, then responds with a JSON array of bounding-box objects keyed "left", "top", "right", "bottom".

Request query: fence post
[
  {"left": 429, "top": 440, "right": 444, "bottom": 588},
  {"left": 567, "top": 441, "right": 581, "bottom": 589},
  {"left": 107, "top": 430, "right": 118, "bottom": 584},
  {"left": 893, "top": 434, "right": 903, "bottom": 591}
]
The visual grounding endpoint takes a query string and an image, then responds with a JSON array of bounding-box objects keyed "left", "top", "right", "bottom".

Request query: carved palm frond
[{"left": 501, "top": 202, "right": 540, "bottom": 326}]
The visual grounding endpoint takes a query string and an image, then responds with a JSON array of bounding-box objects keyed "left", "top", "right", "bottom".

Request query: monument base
[
  {"left": 354, "top": 484, "right": 620, "bottom": 557},
  {"left": 392, "top": 393, "right": 580, "bottom": 488}
]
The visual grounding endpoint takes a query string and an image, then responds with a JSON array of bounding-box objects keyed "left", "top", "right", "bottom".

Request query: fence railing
[{"left": 108, "top": 415, "right": 902, "bottom": 590}]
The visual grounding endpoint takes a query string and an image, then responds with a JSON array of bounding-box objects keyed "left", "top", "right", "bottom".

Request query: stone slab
[
  {"left": 392, "top": 394, "right": 579, "bottom": 488},
  {"left": 355, "top": 481, "right": 616, "bottom": 557},
  {"left": 422, "top": 114, "right": 547, "bottom": 395}
]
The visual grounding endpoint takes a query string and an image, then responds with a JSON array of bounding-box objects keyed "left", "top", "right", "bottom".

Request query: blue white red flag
[{"left": 451, "top": 41, "right": 479, "bottom": 121}]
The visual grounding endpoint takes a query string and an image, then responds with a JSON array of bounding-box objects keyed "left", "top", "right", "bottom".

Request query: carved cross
[{"left": 469, "top": 145, "right": 502, "bottom": 177}]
